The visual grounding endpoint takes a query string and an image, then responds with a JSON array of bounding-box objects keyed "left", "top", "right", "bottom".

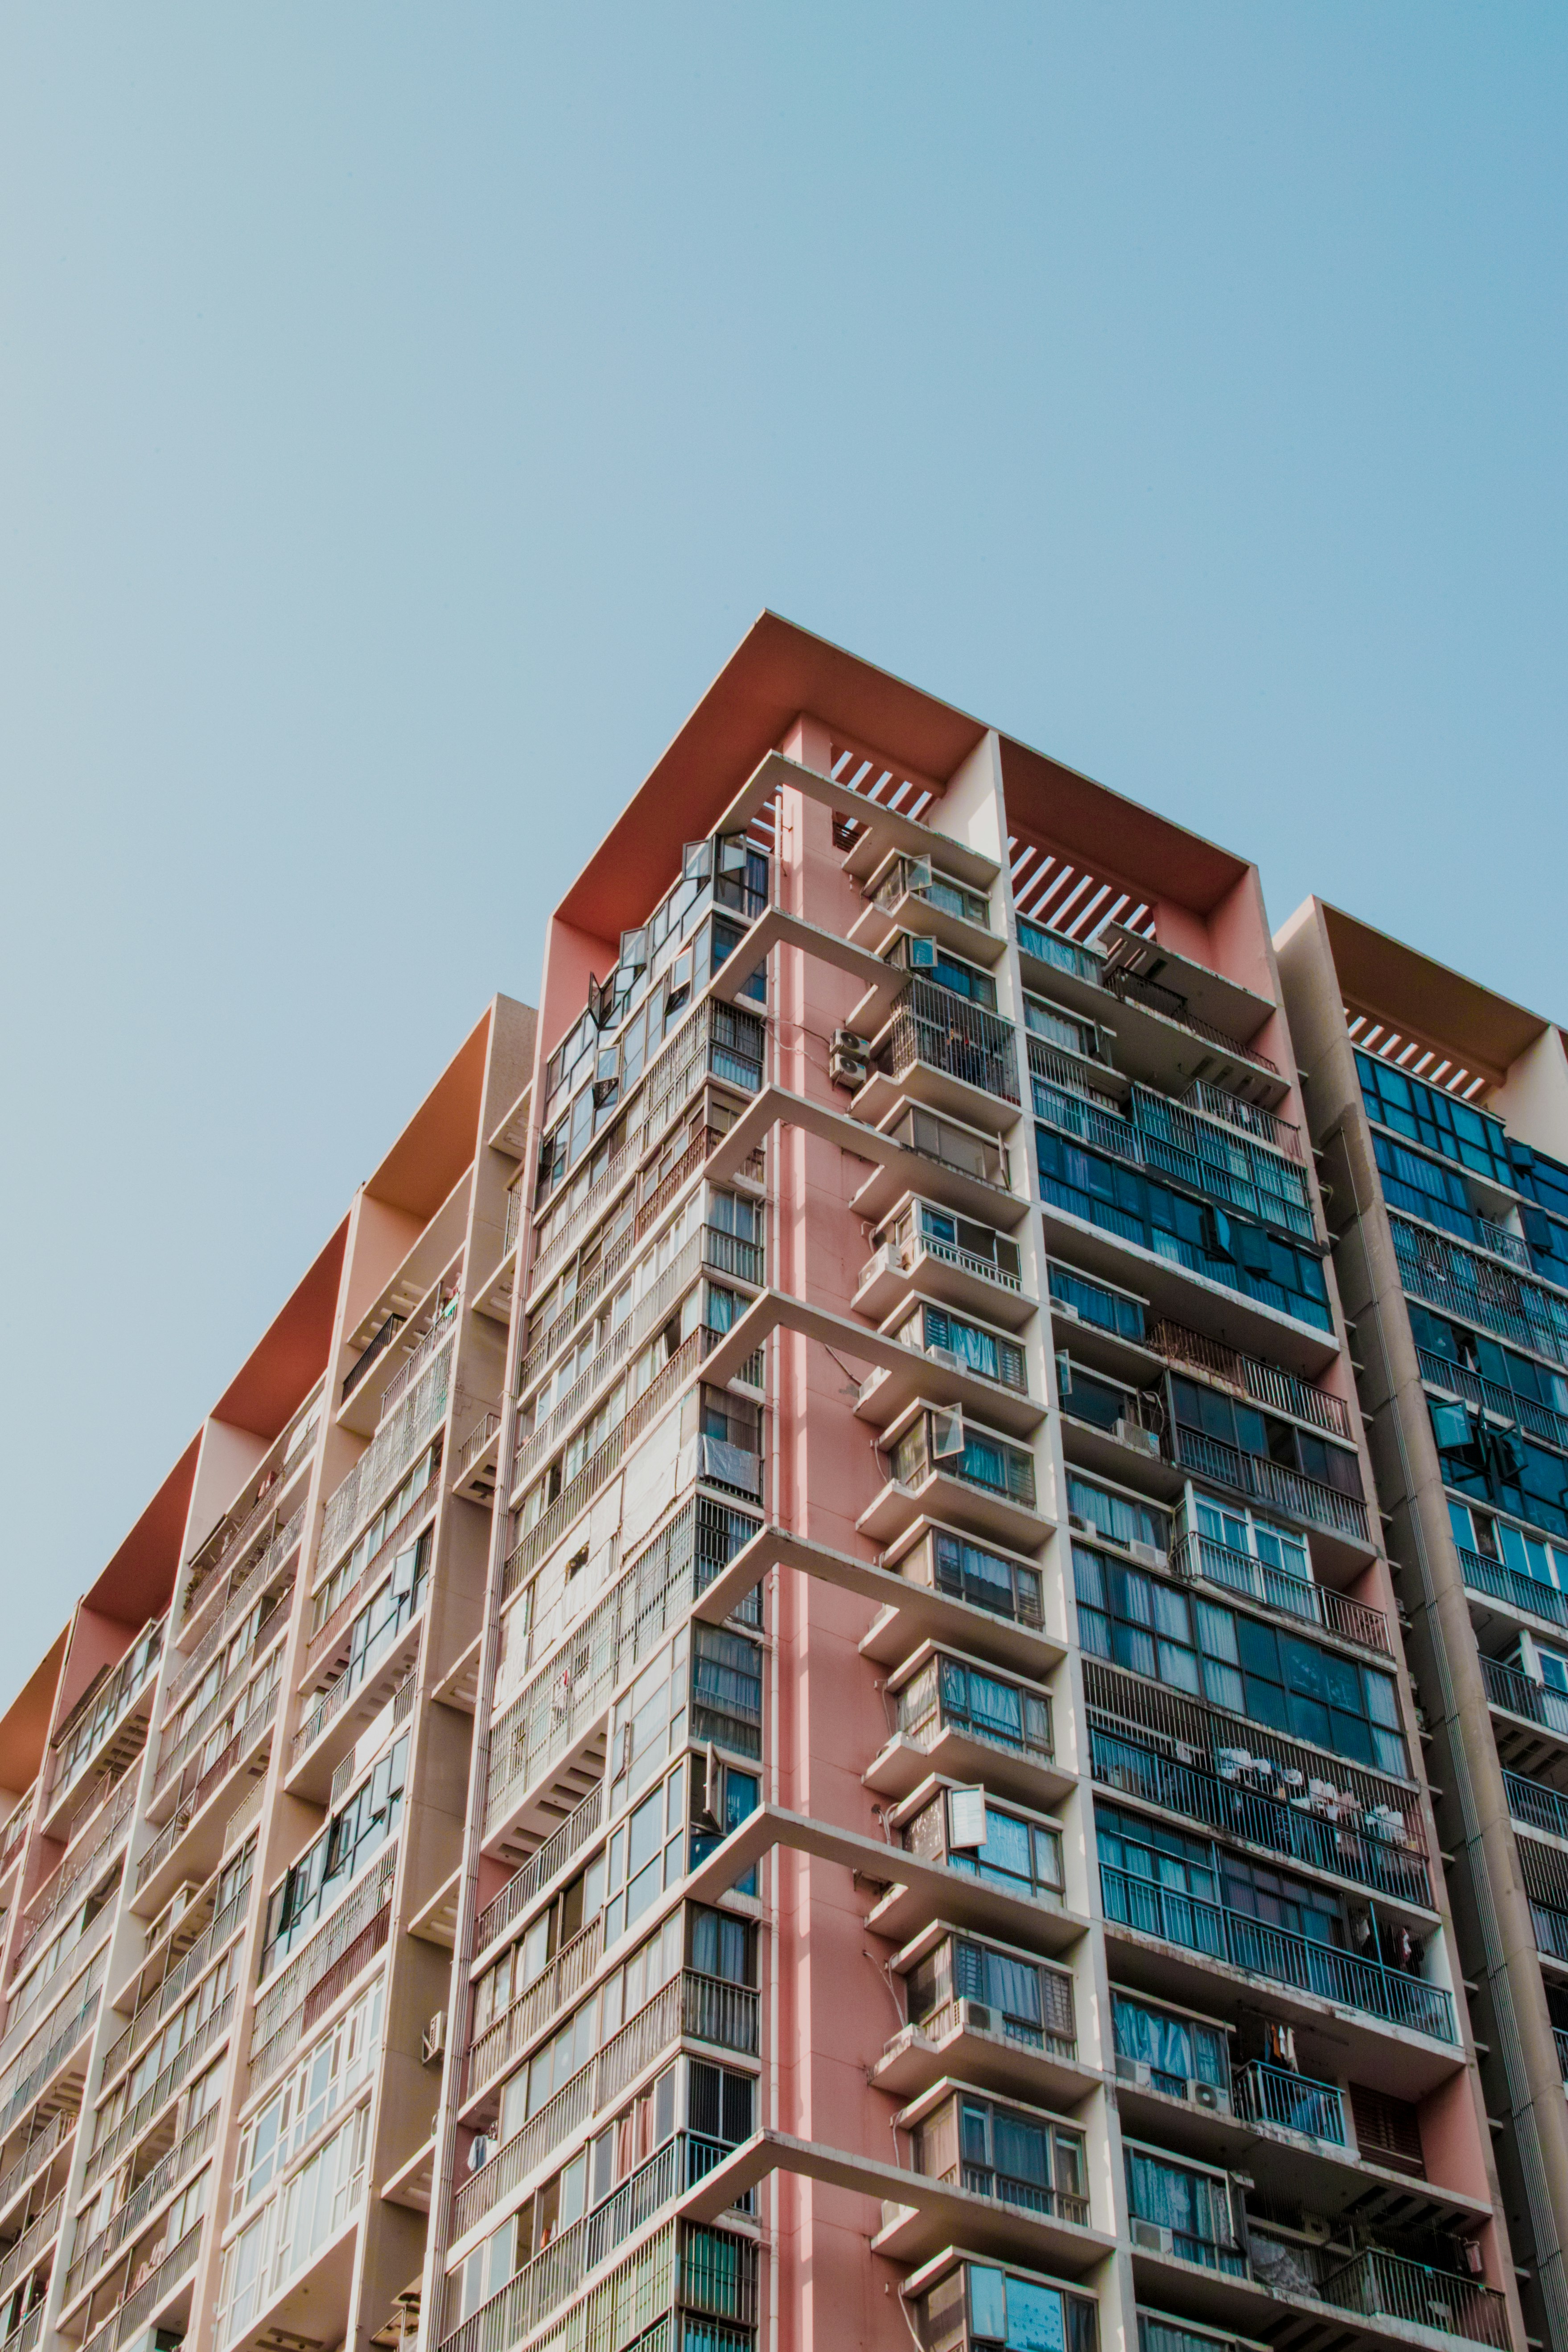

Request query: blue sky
[{"left": 1, "top": 5, "right": 1564, "bottom": 1682}]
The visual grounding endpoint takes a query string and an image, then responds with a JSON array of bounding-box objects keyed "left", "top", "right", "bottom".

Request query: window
[
  {"left": 1169, "top": 1377, "right": 1363, "bottom": 1500},
  {"left": 233, "top": 1977, "right": 383, "bottom": 2215},
  {"left": 690, "top": 1624, "right": 762, "bottom": 1759},
  {"left": 925, "top": 2265, "right": 1098, "bottom": 2352},
  {"left": 898, "top": 1303, "right": 1027, "bottom": 1391},
  {"left": 1124, "top": 2144, "right": 1241, "bottom": 2270},
  {"left": 1036, "top": 1125, "right": 1333, "bottom": 1332},
  {"left": 603, "top": 1761, "right": 688, "bottom": 1946},
  {"left": 1067, "top": 1472, "right": 1169, "bottom": 1557},
  {"left": 1073, "top": 1545, "right": 1408, "bottom": 1777},
  {"left": 906, "top": 1936, "right": 1075, "bottom": 2053},
  {"left": 1434, "top": 1405, "right": 1568, "bottom": 1545},
  {"left": 1449, "top": 1498, "right": 1568, "bottom": 1596},
  {"left": 897, "top": 1656, "right": 1051, "bottom": 1760},
  {"left": 889, "top": 933, "right": 998, "bottom": 1009},
  {"left": 904, "top": 1789, "right": 1063, "bottom": 1903},
  {"left": 1111, "top": 1992, "right": 1228, "bottom": 2095},
  {"left": 927, "top": 1528, "right": 1043, "bottom": 1625},
  {"left": 311, "top": 1449, "right": 437, "bottom": 1635},
  {"left": 1356, "top": 1051, "right": 1512, "bottom": 1186},
  {"left": 1024, "top": 993, "right": 1103, "bottom": 1060}
]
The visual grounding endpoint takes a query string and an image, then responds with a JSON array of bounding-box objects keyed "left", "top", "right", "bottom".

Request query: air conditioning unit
[
  {"left": 421, "top": 2011, "right": 447, "bottom": 2068},
  {"left": 927, "top": 1345, "right": 960, "bottom": 1370},
  {"left": 147, "top": 1884, "right": 198, "bottom": 1948},
  {"left": 1300, "top": 2214, "right": 1332, "bottom": 2245},
  {"left": 1131, "top": 2220, "right": 1176, "bottom": 2254},
  {"left": 1054, "top": 1298, "right": 1080, "bottom": 1321},
  {"left": 1192, "top": 2080, "right": 1228, "bottom": 2113},
  {"left": 829, "top": 1042, "right": 869, "bottom": 1090},
  {"left": 1115, "top": 2055, "right": 1155, "bottom": 2089},
  {"left": 956, "top": 1998, "right": 996, "bottom": 2036},
  {"left": 1069, "top": 1512, "right": 1092, "bottom": 1534},
  {"left": 1114, "top": 1420, "right": 1161, "bottom": 1458},
  {"left": 1128, "top": 1541, "right": 1169, "bottom": 1570}
]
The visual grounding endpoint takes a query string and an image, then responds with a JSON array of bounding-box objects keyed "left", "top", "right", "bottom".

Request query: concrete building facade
[{"left": 0, "top": 618, "right": 1538, "bottom": 2352}]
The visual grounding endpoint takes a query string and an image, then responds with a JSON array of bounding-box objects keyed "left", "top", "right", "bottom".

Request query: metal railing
[
  {"left": 1531, "top": 1900, "right": 1568, "bottom": 1965},
  {"left": 1482, "top": 1652, "right": 1568, "bottom": 1738},
  {"left": 453, "top": 1411, "right": 501, "bottom": 1486},
  {"left": 513, "top": 1226, "right": 708, "bottom": 1486},
  {"left": 82, "top": 1991, "right": 233, "bottom": 2189},
  {"left": 305, "top": 1455, "right": 440, "bottom": 1670},
  {"left": 249, "top": 1846, "right": 398, "bottom": 2080},
  {"left": 1099, "top": 960, "right": 1279, "bottom": 1075},
  {"left": 133, "top": 1677, "right": 280, "bottom": 1893},
  {"left": 1169, "top": 1529, "right": 1391, "bottom": 1653},
  {"left": 0, "top": 2113, "right": 71, "bottom": 2228},
  {"left": 1311, "top": 2244, "right": 1509, "bottom": 2347},
  {"left": 504, "top": 1326, "right": 715, "bottom": 1593},
  {"left": 180, "top": 1449, "right": 309, "bottom": 1629},
  {"left": 1089, "top": 1725, "right": 1431, "bottom": 1907},
  {"left": 100, "top": 1869, "right": 252, "bottom": 2089},
  {"left": 476, "top": 1785, "right": 602, "bottom": 1945},
  {"left": 1459, "top": 1543, "right": 1568, "bottom": 1632},
  {"left": 380, "top": 1295, "right": 461, "bottom": 1425},
  {"left": 875, "top": 983, "right": 1021, "bottom": 1107},
  {"left": 1151, "top": 1318, "right": 1353, "bottom": 1440},
  {"left": 951, "top": 2162, "right": 1089, "bottom": 2228},
  {"left": 1418, "top": 1348, "right": 1568, "bottom": 1456},
  {"left": 166, "top": 1509, "right": 303, "bottom": 1711},
  {"left": 317, "top": 1342, "right": 452, "bottom": 1569},
  {"left": 10, "top": 1773, "right": 138, "bottom": 1981},
  {"left": 63, "top": 2105, "right": 218, "bottom": 2303},
  {"left": 341, "top": 1310, "right": 407, "bottom": 1401},
  {"left": 79, "top": 2219, "right": 203, "bottom": 2352},
  {"left": 49, "top": 1626, "right": 163, "bottom": 1802},
  {"left": 1100, "top": 1862, "right": 1455, "bottom": 2040},
  {"left": 1556, "top": 2025, "right": 1568, "bottom": 2081},
  {"left": 1391, "top": 1215, "right": 1568, "bottom": 1372},
  {"left": 292, "top": 1588, "right": 426, "bottom": 1762},
  {"left": 1504, "top": 1770, "right": 1568, "bottom": 1842},
  {"left": 1034, "top": 1073, "right": 1314, "bottom": 1244},
  {"left": 1180, "top": 1079, "right": 1301, "bottom": 1162},
  {"left": 1232, "top": 2058, "right": 1345, "bottom": 2142},
  {"left": 153, "top": 1623, "right": 286, "bottom": 1799},
  {"left": 467, "top": 1915, "right": 605, "bottom": 2100},
  {"left": 0, "top": 1953, "right": 106, "bottom": 2142},
  {"left": 0, "top": 2191, "right": 63, "bottom": 2304},
  {"left": 1168, "top": 1425, "right": 1369, "bottom": 1548}
]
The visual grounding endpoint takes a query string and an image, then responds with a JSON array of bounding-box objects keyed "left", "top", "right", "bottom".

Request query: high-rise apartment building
[
  {"left": 1279, "top": 902, "right": 1568, "bottom": 2352},
  {"left": 0, "top": 617, "right": 1534, "bottom": 2352}
]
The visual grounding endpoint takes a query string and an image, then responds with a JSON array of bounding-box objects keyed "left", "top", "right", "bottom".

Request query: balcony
[
  {"left": 132, "top": 1670, "right": 279, "bottom": 1911},
  {"left": 906, "top": 2252, "right": 1099, "bottom": 2352},
  {"left": 451, "top": 1966, "right": 758, "bottom": 2239},
  {"left": 861, "top": 1404, "right": 1045, "bottom": 1554},
  {"left": 0, "top": 1952, "right": 107, "bottom": 2143},
  {"left": 1418, "top": 1346, "right": 1568, "bottom": 1455},
  {"left": 848, "top": 1101, "right": 1023, "bottom": 1234},
  {"left": 1503, "top": 1769, "right": 1568, "bottom": 1842},
  {"left": 80, "top": 1986, "right": 231, "bottom": 2192},
  {"left": 1088, "top": 1722, "right": 1430, "bottom": 1910},
  {"left": 887, "top": 1526, "right": 1046, "bottom": 1638},
  {"left": 77, "top": 2218, "right": 202, "bottom": 2352},
  {"left": 531, "top": 1000, "right": 765, "bottom": 1292},
  {"left": 1391, "top": 1214, "right": 1568, "bottom": 1372},
  {"left": 165, "top": 1506, "right": 303, "bottom": 1714},
  {"left": 1013, "top": 919, "right": 1282, "bottom": 1101},
  {"left": 1169, "top": 1528, "right": 1391, "bottom": 1655},
  {"left": 486, "top": 1494, "right": 761, "bottom": 1854},
  {"left": 1032, "top": 1065, "right": 1315, "bottom": 1246},
  {"left": 871, "top": 1782, "right": 1075, "bottom": 1952},
  {"left": 1165, "top": 1424, "right": 1370, "bottom": 1553},
  {"left": 101, "top": 1860, "right": 253, "bottom": 2089},
  {"left": 867, "top": 1652, "right": 1066, "bottom": 1809},
  {"left": 62, "top": 2104, "right": 218, "bottom": 2312},
  {"left": 899, "top": 2086, "right": 1091, "bottom": 2272},
  {"left": 45, "top": 1623, "right": 163, "bottom": 1829},
  {"left": 248, "top": 1847, "right": 398, "bottom": 2092},
  {"left": 1458, "top": 1540, "right": 1568, "bottom": 1635},
  {"left": 1231, "top": 2058, "right": 1346, "bottom": 2144},
  {"left": 874, "top": 1932, "right": 1081, "bottom": 2109},
  {"left": 1248, "top": 2236, "right": 1510, "bottom": 2349},
  {"left": 859, "top": 984, "right": 1022, "bottom": 1127},
  {"left": 504, "top": 1325, "right": 718, "bottom": 1596},
  {"left": 1100, "top": 1862, "right": 1455, "bottom": 2043},
  {"left": 317, "top": 1339, "right": 452, "bottom": 1569},
  {"left": 1152, "top": 1319, "right": 1353, "bottom": 1442},
  {"left": 856, "top": 1202, "right": 1033, "bottom": 1331},
  {"left": 1483, "top": 1656, "right": 1568, "bottom": 1780},
  {"left": 856, "top": 853, "right": 1001, "bottom": 961},
  {"left": 9, "top": 1773, "right": 138, "bottom": 1985},
  {"left": 442, "top": 2190, "right": 753, "bottom": 2352}
]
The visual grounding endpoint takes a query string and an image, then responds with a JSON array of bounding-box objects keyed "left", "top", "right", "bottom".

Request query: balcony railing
[
  {"left": 477, "top": 1784, "right": 603, "bottom": 1940},
  {"left": 441, "top": 2147, "right": 747, "bottom": 2352},
  {"left": 248, "top": 1847, "right": 399, "bottom": 2089},
  {"left": 873, "top": 984, "right": 1021, "bottom": 1108},
  {"left": 1167, "top": 1426, "right": 1369, "bottom": 1549},
  {"left": 1378, "top": 1169, "right": 1532, "bottom": 1272},
  {"left": 1532, "top": 1900, "right": 1568, "bottom": 1965},
  {"left": 504, "top": 1325, "right": 716, "bottom": 1594},
  {"left": 1504, "top": 1769, "right": 1568, "bottom": 1842},
  {"left": 9, "top": 1772, "right": 138, "bottom": 1981},
  {"left": 63, "top": 2105, "right": 218, "bottom": 2305},
  {"left": 1418, "top": 1348, "right": 1568, "bottom": 1456},
  {"left": 166, "top": 1508, "right": 303, "bottom": 1713},
  {"left": 1033, "top": 1074, "right": 1314, "bottom": 1245},
  {"left": 1232, "top": 2058, "right": 1345, "bottom": 2143},
  {"left": 292, "top": 1589, "right": 427, "bottom": 1763},
  {"left": 0, "top": 2112, "right": 71, "bottom": 2226},
  {"left": 1556, "top": 2025, "right": 1568, "bottom": 2081},
  {"left": 1169, "top": 1529, "right": 1391, "bottom": 1653},
  {"left": 1391, "top": 1215, "right": 1568, "bottom": 1372},
  {"left": 1459, "top": 1543, "right": 1568, "bottom": 1632},
  {"left": 1482, "top": 1652, "right": 1568, "bottom": 1738},
  {"left": 1014, "top": 920, "right": 1279, "bottom": 1076},
  {"left": 0, "top": 2190, "right": 63, "bottom": 2305},
  {"left": 79, "top": 2219, "right": 203, "bottom": 2352},
  {"left": 341, "top": 1310, "right": 407, "bottom": 1402},
  {"left": 949, "top": 2160, "right": 1090, "bottom": 2229},
  {"left": 1179, "top": 1079, "right": 1301, "bottom": 1163},
  {"left": 133, "top": 1676, "right": 280, "bottom": 1892},
  {"left": 179, "top": 1446, "right": 309, "bottom": 1629},
  {"left": 153, "top": 1627, "right": 285, "bottom": 1801},
  {"left": 0, "top": 1953, "right": 106, "bottom": 2142},
  {"left": 82, "top": 1990, "right": 232, "bottom": 2189},
  {"left": 1100, "top": 1862, "right": 1455, "bottom": 2041},
  {"left": 1151, "top": 1319, "right": 1353, "bottom": 1441},
  {"left": 100, "top": 1867, "right": 253, "bottom": 2089},
  {"left": 467, "top": 1916, "right": 605, "bottom": 2101},
  {"left": 48, "top": 1625, "right": 163, "bottom": 1802},
  {"left": 1306, "top": 2243, "right": 1509, "bottom": 2348},
  {"left": 454, "top": 1969, "right": 757, "bottom": 2237},
  {"left": 1089, "top": 1724, "right": 1430, "bottom": 1907},
  {"left": 317, "top": 1343, "right": 452, "bottom": 1569}
]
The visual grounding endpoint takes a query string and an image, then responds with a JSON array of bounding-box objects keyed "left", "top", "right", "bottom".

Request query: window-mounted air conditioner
[
  {"left": 421, "top": 2011, "right": 447, "bottom": 2067},
  {"left": 956, "top": 1998, "right": 996, "bottom": 2036},
  {"left": 1054, "top": 1297, "right": 1081, "bottom": 1322},
  {"left": 1131, "top": 2220, "right": 1176, "bottom": 2253},
  {"left": 1114, "top": 1420, "right": 1161, "bottom": 1459},
  {"left": 1128, "top": 1541, "right": 1169, "bottom": 1570}
]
